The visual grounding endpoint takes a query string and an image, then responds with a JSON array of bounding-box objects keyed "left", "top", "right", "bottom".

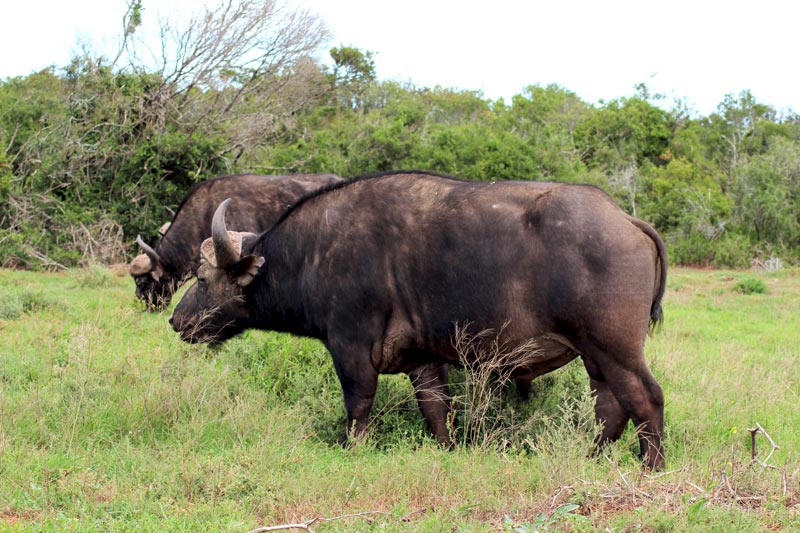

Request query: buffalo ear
[
  {"left": 149, "top": 264, "right": 165, "bottom": 282},
  {"left": 239, "top": 232, "right": 259, "bottom": 253},
  {"left": 229, "top": 255, "right": 265, "bottom": 287}
]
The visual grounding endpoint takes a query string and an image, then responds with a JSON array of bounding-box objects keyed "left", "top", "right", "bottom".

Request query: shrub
[
  {"left": 666, "top": 232, "right": 715, "bottom": 266},
  {"left": 0, "top": 288, "right": 59, "bottom": 319},
  {"left": 667, "top": 231, "right": 759, "bottom": 268},
  {"left": 711, "top": 233, "right": 753, "bottom": 269},
  {"left": 733, "top": 278, "right": 767, "bottom": 294},
  {"left": 0, "top": 294, "right": 23, "bottom": 320}
]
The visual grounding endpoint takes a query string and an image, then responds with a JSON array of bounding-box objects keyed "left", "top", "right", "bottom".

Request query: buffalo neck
[
  {"left": 248, "top": 229, "right": 322, "bottom": 340},
  {"left": 157, "top": 223, "right": 201, "bottom": 277}
]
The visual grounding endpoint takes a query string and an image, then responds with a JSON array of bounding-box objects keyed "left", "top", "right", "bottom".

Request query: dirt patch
[{"left": 1, "top": 509, "right": 38, "bottom": 525}]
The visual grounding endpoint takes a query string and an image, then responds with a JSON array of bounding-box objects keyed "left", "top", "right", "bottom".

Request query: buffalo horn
[
  {"left": 164, "top": 206, "right": 176, "bottom": 218},
  {"left": 211, "top": 198, "right": 239, "bottom": 269},
  {"left": 136, "top": 235, "right": 160, "bottom": 268}
]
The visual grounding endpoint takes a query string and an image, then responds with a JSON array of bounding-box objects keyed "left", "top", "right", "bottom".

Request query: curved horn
[
  {"left": 136, "top": 235, "right": 160, "bottom": 267},
  {"left": 211, "top": 198, "right": 239, "bottom": 269},
  {"left": 164, "top": 206, "right": 176, "bottom": 218}
]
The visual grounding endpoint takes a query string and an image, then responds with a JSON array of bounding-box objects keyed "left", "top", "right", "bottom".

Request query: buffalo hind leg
[
  {"left": 408, "top": 363, "right": 453, "bottom": 446},
  {"left": 514, "top": 376, "right": 533, "bottom": 402},
  {"left": 584, "top": 352, "right": 665, "bottom": 470},
  {"left": 608, "top": 365, "right": 664, "bottom": 470},
  {"left": 590, "top": 377, "right": 630, "bottom": 446}
]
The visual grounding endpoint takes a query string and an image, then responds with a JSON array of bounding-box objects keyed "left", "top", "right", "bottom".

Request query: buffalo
[
  {"left": 170, "top": 171, "right": 667, "bottom": 469},
  {"left": 129, "top": 173, "right": 342, "bottom": 310}
]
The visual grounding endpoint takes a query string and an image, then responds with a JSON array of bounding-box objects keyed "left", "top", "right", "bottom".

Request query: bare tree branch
[
  {"left": 748, "top": 422, "right": 779, "bottom": 467},
  {"left": 247, "top": 510, "right": 388, "bottom": 533}
]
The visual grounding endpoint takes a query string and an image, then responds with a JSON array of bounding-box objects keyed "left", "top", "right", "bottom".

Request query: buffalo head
[
  {"left": 169, "top": 199, "right": 263, "bottom": 343},
  {"left": 129, "top": 235, "right": 177, "bottom": 311}
]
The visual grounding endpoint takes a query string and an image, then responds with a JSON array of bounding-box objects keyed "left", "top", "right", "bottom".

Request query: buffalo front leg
[
  {"left": 328, "top": 342, "right": 380, "bottom": 444},
  {"left": 408, "top": 363, "right": 453, "bottom": 446}
]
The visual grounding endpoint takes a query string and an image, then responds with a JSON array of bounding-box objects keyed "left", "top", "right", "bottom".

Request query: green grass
[{"left": 0, "top": 266, "right": 799, "bottom": 531}]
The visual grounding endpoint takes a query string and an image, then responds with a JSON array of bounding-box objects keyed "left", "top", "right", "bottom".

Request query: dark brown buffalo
[
  {"left": 129, "top": 173, "right": 342, "bottom": 310},
  {"left": 170, "top": 171, "right": 667, "bottom": 469}
]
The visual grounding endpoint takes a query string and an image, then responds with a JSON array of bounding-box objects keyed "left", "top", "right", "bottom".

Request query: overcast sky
[{"left": 1, "top": 0, "right": 797, "bottom": 116}]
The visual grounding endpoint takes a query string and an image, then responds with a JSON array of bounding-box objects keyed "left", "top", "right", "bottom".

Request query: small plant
[
  {"left": 74, "top": 263, "right": 116, "bottom": 288},
  {"left": 20, "top": 289, "right": 60, "bottom": 313},
  {"left": 0, "top": 294, "right": 23, "bottom": 320},
  {"left": 504, "top": 503, "right": 588, "bottom": 532},
  {"left": 732, "top": 278, "right": 767, "bottom": 294},
  {"left": 0, "top": 288, "right": 59, "bottom": 319}
]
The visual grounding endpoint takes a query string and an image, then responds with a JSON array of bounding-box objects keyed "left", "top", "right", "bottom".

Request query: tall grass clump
[
  {"left": 222, "top": 331, "right": 433, "bottom": 448},
  {"left": 448, "top": 324, "right": 595, "bottom": 456},
  {"left": 450, "top": 324, "right": 541, "bottom": 450},
  {"left": 73, "top": 263, "right": 118, "bottom": 288}
]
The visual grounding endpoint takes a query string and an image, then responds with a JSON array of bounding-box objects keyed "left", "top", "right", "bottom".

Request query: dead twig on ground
[
  {"left": 749, "top": 422, "right": 779, "bottom": 467},
  {"left": 247, "top": 510, "right": 389, "bottom": 532}
]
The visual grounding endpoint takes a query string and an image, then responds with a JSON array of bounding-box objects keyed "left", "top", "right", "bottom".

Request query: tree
[
  {"left": 498, "top": 84, "right": 589, "bottom": 181},
  {"left": 114, "top": 0, "right": 331, "bottom": 162},
  {"left": 0, "top": 0, "right": 332, "bottom": 267},
  {"left": 702, "top": 90, "right": 775, "bottom": 190},
  {"left": 639, "top": 158, "right": 731, "bottom": 235},
  {"left": 732, "top": 136, "right": 800, "bottom": 245},
  {"left": 329, "top": 46, "right": 376, "bottom": 110},
  {"left": 574, "top": 95, "right": 673, "bottom": 171}
]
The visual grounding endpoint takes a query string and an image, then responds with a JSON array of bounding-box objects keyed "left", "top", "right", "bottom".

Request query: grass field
[{"left": 0, "top": 265, "right": 798, "bottom": 531}]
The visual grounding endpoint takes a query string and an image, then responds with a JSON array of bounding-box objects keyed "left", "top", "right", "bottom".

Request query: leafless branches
[
  {"left": 560, "top": 432, "right": 794, "bottom": 519},
  {"left": 115, "top": 0, "right": 330, "bottom": 156},
  {"left": 121, "top": 0, "right": 328, "bottom": 89},
  {"left": 247, "top": 510, "right": 388, "bottom": 532},
  {"left": 608, "top": 163, "right": 640, "bottom": 217},
  {"left": 749, "top": 422, "right": 780, "bottom": 467},
  {"left": 70, "top": 220, "right": 127, "bottom": 266}
]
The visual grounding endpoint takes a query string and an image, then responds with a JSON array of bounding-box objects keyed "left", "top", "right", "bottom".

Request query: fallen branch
[
  {"left": 644, "top": 467, "right": 686, "bottom": 479},
  {"left": 748, "top": 423, "right": 779, "bottom": 467},
  {"left": 26, "top": 248, "right": 68, "bottom": 271},
  {"left": 247, "top": 511, "right": 388, "bottom": 533}
]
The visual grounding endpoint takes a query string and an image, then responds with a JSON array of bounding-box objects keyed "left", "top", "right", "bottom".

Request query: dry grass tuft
[{"left": 450, "top": 323, "right": 544, "bottom": 449}]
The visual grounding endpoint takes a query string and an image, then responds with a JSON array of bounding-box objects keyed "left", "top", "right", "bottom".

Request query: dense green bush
[
  {"left": 665, "top": 233, "right": 716, "bottom": 267},
  {"left": 711, "top": 233, "right": 754, "bottom": 269},
  {"left": 1, "top": 42, "right": 799, "bottom": 268}
]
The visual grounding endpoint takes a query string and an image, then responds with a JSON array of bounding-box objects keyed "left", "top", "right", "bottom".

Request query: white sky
[{"left": 1, "top": 0, "right": 798, "bottom": 116}]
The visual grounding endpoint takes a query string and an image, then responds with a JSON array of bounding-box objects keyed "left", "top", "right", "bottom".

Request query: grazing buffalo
[
  {"left": 170, "top": 171, "right": 667, "bottom": 469},
  {"left": 129, "top": 173, "right": 342, "bottom": 310}
]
